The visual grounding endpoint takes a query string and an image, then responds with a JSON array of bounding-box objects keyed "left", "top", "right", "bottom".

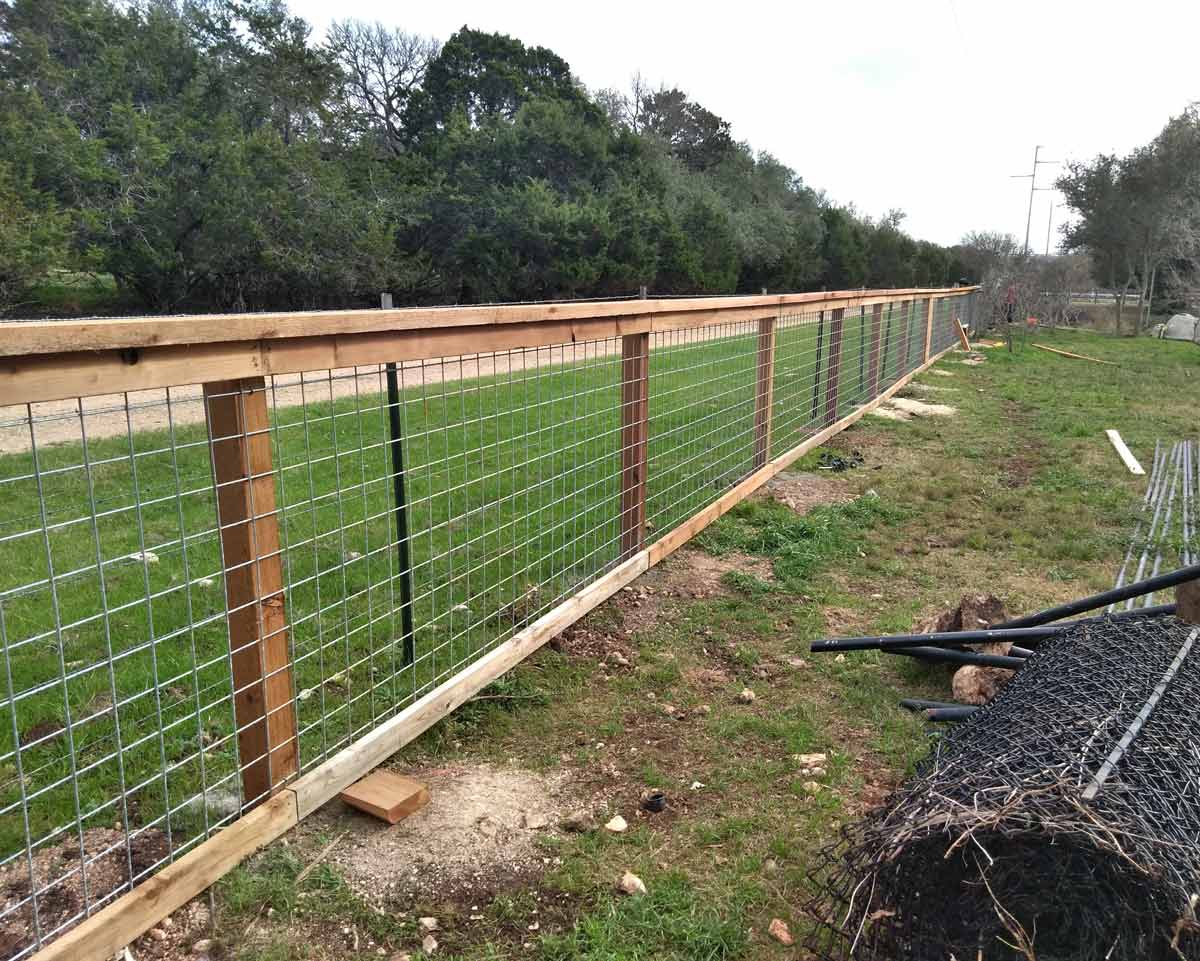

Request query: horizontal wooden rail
[
  {"left": 27, "top": 326, "right": 966, "bottom": 961},
  {"left": 1, "top": 288, "right": 977, "bottom": 406}
]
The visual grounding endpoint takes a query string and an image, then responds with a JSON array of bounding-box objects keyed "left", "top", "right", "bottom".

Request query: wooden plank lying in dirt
[
  {"left": 341, "top": 771, "right": 431, "bottom": 824},
  {"left": 1104, "top": 430, "right": 1145, "bottom": 475}
]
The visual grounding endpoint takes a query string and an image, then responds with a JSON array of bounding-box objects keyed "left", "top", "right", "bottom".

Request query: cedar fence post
[
  {"left": 204, "top": 378, "right": 299, "bottom": 807},
  {"left": 868, "top": 303, "right": 884, "bottom": 396},
  {"left": 752, "top": 315, "right": 777, "bottom": 470},
  {"left": 619, "top": 332, "right": 650, "bottom": 559},
  {"left": 823, "top": 307, "right": 845, "bottom": 426},
  {"left": 924, "top": 296, "right": 936, "bottom": 362},
  {"left": 898, "top": 301, "right": 912, "bottom": 374}
]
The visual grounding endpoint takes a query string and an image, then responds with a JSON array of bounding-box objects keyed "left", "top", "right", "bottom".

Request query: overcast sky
[{"left": 290, "top": 0, "right": 1199, "bottom": 249}]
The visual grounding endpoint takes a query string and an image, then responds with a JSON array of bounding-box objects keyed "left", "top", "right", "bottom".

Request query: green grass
[{"left": 0, "top": 310, "right": 931, "bottom": 866}]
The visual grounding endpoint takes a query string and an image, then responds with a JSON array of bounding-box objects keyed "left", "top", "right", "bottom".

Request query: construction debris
[{"left": 1032, "top": 342, "right": 1117, "bottom": 365}]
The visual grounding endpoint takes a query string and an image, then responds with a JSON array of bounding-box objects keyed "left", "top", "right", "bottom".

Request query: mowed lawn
[{"left": 0, "top": 308, "right": 932, "bottom": 871}]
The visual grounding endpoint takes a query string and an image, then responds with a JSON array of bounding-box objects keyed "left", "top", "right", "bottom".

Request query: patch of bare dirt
[
  {"left": 305, "top": 763, "right": 574, "bottom": 907},
  {"left": 758, "top": 471, "right": 853, "bottom": 514},
  {"left": 871, "top": 397, "right": 957, "bottom": 422},
  {"left": 0, "top": 828, "right": 170, "bottom": 961}
]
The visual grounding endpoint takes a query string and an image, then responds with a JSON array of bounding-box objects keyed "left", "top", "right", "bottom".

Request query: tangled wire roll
[{"left": 805, "top": 614, "right": 1200, "bottom": 960}]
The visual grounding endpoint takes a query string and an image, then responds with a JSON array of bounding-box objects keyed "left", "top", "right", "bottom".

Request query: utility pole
[
  {"left": 1045, "top": 201, "right": 1064, "bottom": 256},
  {"left": 1011, "top": 145, "right": 1059, "bottom": 255}
]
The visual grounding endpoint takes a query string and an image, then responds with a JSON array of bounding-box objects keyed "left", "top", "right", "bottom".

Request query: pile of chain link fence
[{"left": 805, "top": 612, "right": 1200, "bottom": 961}]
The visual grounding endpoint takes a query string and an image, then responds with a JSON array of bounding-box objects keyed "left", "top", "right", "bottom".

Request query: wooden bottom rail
[{"left": 30, "top": 340, "right": 962, "bottom": 961}]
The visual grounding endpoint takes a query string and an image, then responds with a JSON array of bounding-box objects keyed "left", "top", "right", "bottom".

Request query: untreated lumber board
[
  {"left": 868, "top": 303, "right": 884, "bottom": 395},
  {"left": 0, "top": 290, "right": 980, "bottom": 407},
  {"left": 0, "top": 288, "right": 978, "bottom": 358},
  {"left": 1032, "top": 343, "right": 1117, "bottom": 366},
  {"left": 924, "top": 297, "right": 936, "bottom": 361},
  {"left": 823, "top": 308, "right": 845, "bottom": 426},
  {"left": 340, "top": 770, "right": 430, "bottom": 824},
  {"left": 32, "top": 793, "right": 297, "bottom": 961},
  {"left": 204, "top": 379, "right": 298, "bottom": 803},
  {"left": 1104, "top": 430, "right": 1145, "bottom": 475}
]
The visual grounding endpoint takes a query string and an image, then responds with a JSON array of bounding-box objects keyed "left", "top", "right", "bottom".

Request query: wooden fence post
[
  {"left": 924, "top": 297, "right": 936, "bottom": 362},
  {"left": 897, "top": 300, "right": 912, "bottom": 374},
  {"left": 204, "top": 378, "right": 299, "bottom": 806},
  {"left": 619, "top": 333, "right": 650, "bottom": 559},
  {"left": 868, "top": 303, "right": 884, "bottom": 396},
  {"left": 752, "top": 316, "right": 777, "bottom": 470},
  {"left": 823, "top": 308, "right": 845, "bottom": 426}
]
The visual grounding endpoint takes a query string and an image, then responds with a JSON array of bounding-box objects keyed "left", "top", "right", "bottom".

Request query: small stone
[
  {"left": 690, "top": 780, "right": 704, "bottom": 790},
  {"left": 527, "top": 921, "right": 540, "bottom": 931},
  {"left": 604, "top": 814, "right": 628, "bottom": 833},
  {"left": 738, "top": 688, "right": 756, "bottom": 704},
  {"left": 696, "top": 704, "right": 712, "bottom": 715},
  {"left": 660, "top": 703, "right": 676, "bottom": 716},
  {"left": 793, "top": 752, "right": 827, "bottom": 768},
  {"left": 618, "top": 871, "right": 647, "bottom": 896},
  {"left": 523, "top": 811, "right": 550, "bottom": 830},
  {"left": 191, "top": 940, "right": 214, "bottom": 956},
  {"left": 560, "top": 809, "right": 596, "bottom": 833},
  {"left": 418, "top": 917, "right": 439, "bottom": 933},
  {"left": 803, "top": 780, "right": 821, "bottom": 795},
  {"left": 834, "top": 653, "right": 846, "bottom": 663},
  {"left": 786, "top": 657, "right": 809, "bottom": 669},
  {"left": 609, "top": 652, "right": 629, "bottom": 666},
  {"left": 422, "top": 934, "right": 438, "bottom": 954},
  {"left": 197, "top": 577, "right": 215, "bottom": 588},
  {"left": 149, "top": 928, "right": 168, "bottom": 942},
  {"left": 161, "top": 917, "right": 174, "bottom": 929},
  {"left": 768, "top": 918, "right": 794, "bottom": 946},
  {"left": 389, "top": 954, "right": 412, "bottom": 961},
  {"left": 763, "top": 858, "right": 779, "bottom": 875}
]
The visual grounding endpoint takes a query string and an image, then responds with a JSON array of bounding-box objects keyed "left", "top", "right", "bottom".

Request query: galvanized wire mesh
[
  {"left": 805, "top": 613, "right": 1200, "bottom": 961},
  {"left": 0, "top": 295, "right": 967, "bottom": 958}
]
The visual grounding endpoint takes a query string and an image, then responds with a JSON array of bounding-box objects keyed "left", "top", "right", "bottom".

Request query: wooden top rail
[{"left": 0, "top": 287, "right": 976, "bottom": 406}]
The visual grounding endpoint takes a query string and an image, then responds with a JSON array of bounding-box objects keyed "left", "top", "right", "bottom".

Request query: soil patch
[
  {"left": 758, "top": 471, "right": 854, "bottom": 514},
  {"left": 870, "top": 396, "right": 957, "bottom": 421},
  {"left": 306, "top": 763, "right": 574, "bottom": 907}
]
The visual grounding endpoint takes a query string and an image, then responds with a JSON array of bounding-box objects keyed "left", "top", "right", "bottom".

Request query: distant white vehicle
[{"left": 1159, "top": 313, "right": 1200, "bottom": 343}]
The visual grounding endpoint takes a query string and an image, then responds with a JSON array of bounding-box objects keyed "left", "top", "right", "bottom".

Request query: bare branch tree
[{"left": 326, "top": 20, "right": 439, "bottom": 152}]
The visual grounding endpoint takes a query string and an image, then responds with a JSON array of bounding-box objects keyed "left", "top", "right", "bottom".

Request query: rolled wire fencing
[{"left": 0, "top": 293, "right": 970, "bottom": 958}]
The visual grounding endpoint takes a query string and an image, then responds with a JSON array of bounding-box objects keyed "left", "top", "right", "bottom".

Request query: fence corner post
[{"left": 204, "top": 378, "right": 299, "bottom": 808}]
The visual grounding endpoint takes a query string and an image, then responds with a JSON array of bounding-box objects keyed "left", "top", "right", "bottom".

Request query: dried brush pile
[{"left": 806, "top": 614, "right": 1200, "bottom": 960}]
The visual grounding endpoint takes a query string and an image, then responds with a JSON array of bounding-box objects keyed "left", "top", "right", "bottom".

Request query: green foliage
[{"left": 0, "top": 0, "right": 966, "bottom": 316}]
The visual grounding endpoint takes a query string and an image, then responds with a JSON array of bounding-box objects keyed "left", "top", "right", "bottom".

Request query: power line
[{"left": 1011, "top": 145, "right": 1059, "bottom": 254}]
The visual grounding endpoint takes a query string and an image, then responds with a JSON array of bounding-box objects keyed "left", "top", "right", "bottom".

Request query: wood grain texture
[
  {"left": 204, "top": 379, "right": 298, "bottom": 805},
  {"left": 823, "top": 308, "right": 845, "bottom": 426},
  {"left": 340, "top": 771, "right": 430, "bottom": 824},
  {"left": 924, "top": 297, "right": 936, "bottom": 361},
  {"left": 0, "top": 288, "right": 978, "bottom": 359}
]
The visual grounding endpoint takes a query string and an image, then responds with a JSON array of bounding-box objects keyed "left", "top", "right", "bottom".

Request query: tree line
[
  {"left": 1057, "top": 104, "right": 1200, "bottom": 333},
  {"left": 0, "top": 0, "right": 978, "bottom": 317}
]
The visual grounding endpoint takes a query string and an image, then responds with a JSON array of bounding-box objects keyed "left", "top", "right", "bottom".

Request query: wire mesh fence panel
[{"left": 0, "top": 290, "right": 973, "bottom": 959}]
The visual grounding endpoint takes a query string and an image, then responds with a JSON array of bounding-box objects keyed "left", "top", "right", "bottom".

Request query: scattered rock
[
  {"left": 561, "top": 810, "right": 596, "bottom": 833},
  {"left": 786, "top": 657, "right": 809, "bottom": 669},
  {"left": 768, "top": 918, "right": 794, "bottom": 946},
  {"left": 191, "top": 939, "right": 214, "bottom": 956},
  {"left": 130, "top": 550, "right": 160, "bottom": 564},
  {"left": 421, "top": 933, "right": 438, "bottom": 954},
  {"left": 834, "top": 653, "right": 846, "bottom": 663},
  {"left": 608, "top": 652, "right": 630, "bottom": 667},
  {"left": 618, "top": 871, "right": 647, "bottom": 896},
  {"left": 763, "top": 858, "right": 779, "bottom": 875},
  {"left": 197, "top": 577, "right": 215, "bottom": 588},
  {"left": 696, "top": 704, "right": 712, "bottom": 715},
  {"left": 418, "top": 917, "right": 439, "bottom": 933},
  {"left": 737, "top": 688, "right": 756, "bottom": 704},
  {"left": 522, "top": 811, "right": 550, "bottom": 830},
  {"left": 389, "top": 954, "right": 413, "bottom": 961},
  {"left": 604, "top": 815, "right": 628, "bottom": 834},
  {"left": 793, "top": 752, "right": 827, "bottom": 768},
  {"left": 149, "top": 928, "right": 168, "bottom": 941},
  {"left": 802, "top": 781, "right": 821, "bottom": 795}
]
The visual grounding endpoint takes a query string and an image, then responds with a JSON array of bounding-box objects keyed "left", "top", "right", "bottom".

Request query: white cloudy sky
[{"left": 290, "top": 0, "right": 1199, "bottom": 248}]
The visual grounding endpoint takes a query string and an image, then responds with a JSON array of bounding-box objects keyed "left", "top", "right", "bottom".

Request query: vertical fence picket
[
  {"left": 204, "top": 378, "right": 299, "bottom": 806},
  {"left": 752, "top": 316, "right": 777, "bottom": 469},
  {"left": 823, "top": 307, "right": 845, "bottom": 425},
  {"left": 868, "top": 303, "right": 884, "bottom": 395},
  {"left": 924, "top": 297, "right": 937, "bottom": 361},
  {"left": 619, "top": 333, "right": 650, "bottom": 559}
]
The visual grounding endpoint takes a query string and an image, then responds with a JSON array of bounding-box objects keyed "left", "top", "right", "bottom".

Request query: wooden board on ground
[
  {"left": 1032, "top": 343, "right": 1117, "bottom": 366},
  {"left": 341, "top": 770, "right": 431, "bottom": 824},
  {"left": 1104, "top": 430, "right": 1145, "bottom": 475}
]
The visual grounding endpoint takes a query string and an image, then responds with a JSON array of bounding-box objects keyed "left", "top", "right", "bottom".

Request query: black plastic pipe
[
  {"left": 998, "top": 565, "right": 1200, "bottom": 628},
  {"left": 894, "top": 647, "right": 1027, "bottom": 670},
  {"left": 385, "top": 362, "right": 416, "bottom": 667},
  {"left": 900, "top": 698, "right": 966, "bottom": 712},
  {"left": 810, "top": 625, "right": 1059, "bottom": 653},
  {"left": 925, "top": 706, "right": 979, "bottom": 722}
]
